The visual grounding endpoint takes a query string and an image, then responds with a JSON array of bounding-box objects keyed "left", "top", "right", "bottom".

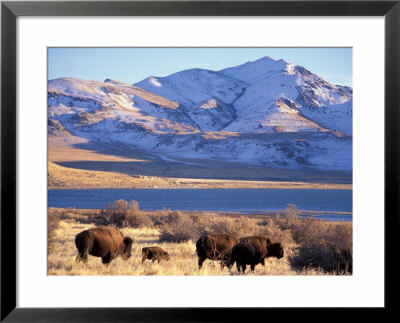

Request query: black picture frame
[{"left": 1, "top": 0, "right": 399, "bottom": 321}]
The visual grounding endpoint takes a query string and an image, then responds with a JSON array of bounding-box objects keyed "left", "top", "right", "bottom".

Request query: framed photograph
[{"left": 1, "top": 0, "right": 399, "bottom": 321}]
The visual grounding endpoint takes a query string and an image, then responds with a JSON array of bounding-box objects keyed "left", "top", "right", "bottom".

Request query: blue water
[{"left": 48, "top": 189, "right": 352, "bottom": 221}]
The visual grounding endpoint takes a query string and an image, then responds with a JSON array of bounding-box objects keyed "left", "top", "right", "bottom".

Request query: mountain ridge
[{"left": 48, "top": 56, "right": 352, "bottom": 172}]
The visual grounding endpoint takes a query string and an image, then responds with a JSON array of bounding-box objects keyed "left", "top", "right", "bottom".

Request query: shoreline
[
  {"left": 48, "top": 179, "right": 352, "bottom": 190},
  {"left": 48, "top": 156, "right": 352, "bottom": 190},
  {"left": 48, "top": 207, "right": 352, "bottom": 222}
]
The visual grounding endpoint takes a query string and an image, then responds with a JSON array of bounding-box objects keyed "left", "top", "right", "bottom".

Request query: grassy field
[{"left": 48, "top": 203, "right": 352, "bottom": 276}]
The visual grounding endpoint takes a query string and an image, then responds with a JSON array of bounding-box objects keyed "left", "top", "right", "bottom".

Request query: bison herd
[
  {"left": 75, "top": 227, "right": 284, "bottom": 274},
  {"left": 196, "top": 233, "right": 284, "bottom": 273}
]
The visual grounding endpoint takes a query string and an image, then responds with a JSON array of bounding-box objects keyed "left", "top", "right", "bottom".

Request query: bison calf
[
  {"left": 75, "top": 226, "right": 134, "bottom": 265},
  {"left": 142, "top": 246, "right": 170, "bottom": 263},
  {"left": 196, "top": 233, "right": 238, "bottom": 269},
  {"left": 229, "top": 242, "right": 261, "bottom": 273}
]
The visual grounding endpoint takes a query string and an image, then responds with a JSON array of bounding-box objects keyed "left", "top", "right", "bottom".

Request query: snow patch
[
  {"left": 149, "top": 77, "right": 162, "bottom": 87},
  {"left": 199, "top": 99, "right": 218, "bottom": 109}
]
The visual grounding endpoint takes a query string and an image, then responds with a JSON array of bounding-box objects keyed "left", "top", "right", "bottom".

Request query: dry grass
[
  {"left": 48, "top": 136, "right": 145, "bottom": 163},
  {"left": 48, "top": 203, "right": 352, "bottom": 276},
  {"left": 48, "top": 220, "right": 325, "bottom": 276},
  {"left": 48, "top": 209, "right": 61, "bottom": 254}
]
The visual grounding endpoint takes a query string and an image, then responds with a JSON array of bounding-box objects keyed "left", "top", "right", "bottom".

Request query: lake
[{"left": 48, "top": 188, "right": 352, "bottom": 221}]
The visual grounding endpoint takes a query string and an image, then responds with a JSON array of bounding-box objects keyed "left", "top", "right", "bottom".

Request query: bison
[
  {"left": 266, "top": 241, "right": 285, "bottom": 260},
  {"left": 229, "top": 242, "right": 261, "bottom": 273},
  {"left": 196, "top": 233, "right": 238, "bottom": 269},
  {"left": 75, "top": 226, "right": 134, "bottom": 265},
  {"left": 239, "top": 235, "right": 284, "bottom": 265},
  {"left": 142, "top": 246, "right": 170, "bottom": 263}
]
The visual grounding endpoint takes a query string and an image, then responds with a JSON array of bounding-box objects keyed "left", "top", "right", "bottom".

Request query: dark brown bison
[
  {"left": 239, "top": 235, "right": 284, "bottom": 265},
  {"left": 75, "top": 226, "right": 134, "bottom": 265},
  {"left": 196, "top": 233, "right": 239, "bottom": 268},
  {"left": 266, "top": 241, "right": 284, "bottom": 260},
  {"left": 142, "top": 246, "right": 170, "bottom": 263},
  {"left": 229, "top": 242, "right": 261, "bottom": 273}
]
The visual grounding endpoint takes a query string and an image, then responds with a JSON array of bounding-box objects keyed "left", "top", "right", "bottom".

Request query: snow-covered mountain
[
  {"left": 48, "top": 56, "right": 352, "bottom": 171},
  {"left": 219, "top": 56, "right": 352, "bottom": 134}
]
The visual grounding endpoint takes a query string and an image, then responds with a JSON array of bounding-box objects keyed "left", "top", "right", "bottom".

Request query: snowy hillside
[
  {"left": 135, "top": 69, "right": 248, "bottom": 131},
  {"left": 48, "top": 56, "right": 352, "bottom": 171},
  {"left": 220, "top": 56, "right": 352, "bottom": 133}
]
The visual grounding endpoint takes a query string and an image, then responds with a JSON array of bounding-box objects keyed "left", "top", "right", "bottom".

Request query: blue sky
[{"left": 48, "top": 48, "right": 352, "bottom": 87}]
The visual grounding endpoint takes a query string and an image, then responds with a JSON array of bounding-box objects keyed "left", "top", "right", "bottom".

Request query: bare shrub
[
  {"left": 279, "top": 207, "right": 353, "bottom": 274},
  {"left": 259, "top": 218, "right": 294, "bottom": 247},
  {"left": 256, "top": 204, "right": 353, "bottom": 274},
  {"left": 292, "top": 220, "right": 352, "bottom": 273},
  {"left": 274, "top": 203, "right": 302, "bottom": 231},
  {"left": 206, "top": 216, "right": 263, "bottom": 237},
  {"left": 324, "top": 223, "right": 353, "bottom": 273},
  {"left": 205, "top": 217, "right": 235, "bottom": 234},
  {"left": 159, "top": 211, "right": 205, "bottom": 243},
  {"left": 158, "top": 210, "right": 294, "bottom": 245},
  {"left": 55, "top": 207, "right": 96, "bottom": 224},
  {"left": 148, "top": 208, "right": 172, "bottom": 226},
  {"left": 99, "top": 199, "right": 152, "bottom": 228}
]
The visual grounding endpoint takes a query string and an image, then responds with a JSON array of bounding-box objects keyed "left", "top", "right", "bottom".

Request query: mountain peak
[
  {"left": 219, "top": 56, "right": 290, "bottom": 84},
  {"left": 246, "top": 55, "right": 280, "bottom": 64},
  {"left": 104, "top": 78, "right": 123, "bottom": 85}
]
